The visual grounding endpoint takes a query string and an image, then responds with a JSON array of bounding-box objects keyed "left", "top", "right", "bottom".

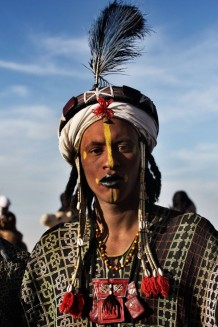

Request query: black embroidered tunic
[{"left": 21, "top": 205, "right": 218, "bottom": 326}]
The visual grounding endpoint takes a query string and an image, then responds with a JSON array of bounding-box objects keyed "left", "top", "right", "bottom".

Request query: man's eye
[
  {"left": 118, "top": 144, "right": 132, "bottom": 152},
  {"left": 90, "top": 148, "right": 102, "bottom": 155}
]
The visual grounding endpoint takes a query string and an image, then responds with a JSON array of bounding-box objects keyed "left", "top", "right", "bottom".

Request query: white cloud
[
  {"left": 174, "top": 143, "right": 218, "bottom": 165},
  {"left": 0, "top": 33, "right": 90, "bottom": 78},
  {"left": 36, "top": 35, "right": 89, "bottom": 57},
  {"left": 0, "top": 105, "right": 58, "bottom": 141},
  {"left": 0, "top": 85, "right": 30, "bottom": 98},
  {"left": 157, "top": 142, "right": 218, "bottom": 180},
  {"left": 0, "top": 59, "right": 87, "bottom": 77}
]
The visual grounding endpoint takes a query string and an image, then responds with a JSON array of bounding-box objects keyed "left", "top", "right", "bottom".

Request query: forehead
[{"left": 81, "top": 118, "right": 139, "bottom": 143}]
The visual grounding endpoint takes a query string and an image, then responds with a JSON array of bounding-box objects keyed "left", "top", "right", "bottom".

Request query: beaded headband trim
[{"left": 59, "top": 85, "right": 159, "bottom": 136}]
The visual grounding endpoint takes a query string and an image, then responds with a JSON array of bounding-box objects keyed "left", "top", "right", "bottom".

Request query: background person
[
  {"left": 171, "top": 190, "right": 197, "bottom": 213},
  {"left": 39, "top": 192, "right": 75, "bottom": 229},
  {"left": 0, "top": 195, "right": 27, "bottom": 250}
]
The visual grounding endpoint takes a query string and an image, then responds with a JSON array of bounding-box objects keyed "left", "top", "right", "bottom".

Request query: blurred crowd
[{"left": 0, "top": 195, "right": 27, "bottom": 250}]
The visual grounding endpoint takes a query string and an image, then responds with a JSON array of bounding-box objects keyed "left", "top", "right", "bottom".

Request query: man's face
[{"left": 80, "top": 118, "right": 141, "bottom": 206}]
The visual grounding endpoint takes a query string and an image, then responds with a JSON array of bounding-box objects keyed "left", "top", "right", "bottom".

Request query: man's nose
[{"left": 103, "top": 148, "right": 120, "bottom": 171}]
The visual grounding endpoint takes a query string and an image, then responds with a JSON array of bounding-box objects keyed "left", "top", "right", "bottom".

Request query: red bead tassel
[
  {"left": 70, "top": 292, "right": 85, "bottom": 318},
  {"left": 59, "top": 292, "right": 74, "bottom": 314},
  {"left": 150, "top": 276, "right": 159, "bottom": 297},
  {"left": 156, "top": 274, "right": 170, "bottom": 298},
  {"left": 59, "top": 291, "right": 85, "bottom": 318},
  {"left": 141, "top": 273, "right": 170, "bottom": 298},
  {"left": 141, "top": 276, "right": 159, "bottom": 297}
]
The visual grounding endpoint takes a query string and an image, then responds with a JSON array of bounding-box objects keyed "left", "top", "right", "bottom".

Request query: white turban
[{"left": 59, "top": 101, "right": 158, "bottom": 164}]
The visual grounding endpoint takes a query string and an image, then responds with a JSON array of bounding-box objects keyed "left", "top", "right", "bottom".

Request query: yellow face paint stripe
[
  {"left": 110, "top": 189, "right": 118, "bottom": 203},
  {"left": 103, "top": 123, "right": 114, "bottom": 169},
  {"left": 112, "top": 189, "right": 117, "bottom": 202},
  {"left": 83, "top": 151, "right": 87, "bottom": 160}
]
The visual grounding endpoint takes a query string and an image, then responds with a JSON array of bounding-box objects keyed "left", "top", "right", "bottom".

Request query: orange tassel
[{"left": 156, "top": 274, "right": 170, "bottom": 297}]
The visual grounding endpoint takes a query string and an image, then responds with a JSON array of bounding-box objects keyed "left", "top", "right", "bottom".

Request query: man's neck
[{"left": 95, "top": 201, "right": 139, "bottom": 256}]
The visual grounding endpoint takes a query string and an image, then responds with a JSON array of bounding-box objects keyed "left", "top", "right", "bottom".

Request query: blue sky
[{"left": 1, "top": 0, "right": 218, "bottom": 250}]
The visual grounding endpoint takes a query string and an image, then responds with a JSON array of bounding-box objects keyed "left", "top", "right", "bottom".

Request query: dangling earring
[
  {"left": 138, "top": 141, "right": 170, "bottom": 298},
  {"left": 59, "top": 155, "right": 87, "bottom": 318}
]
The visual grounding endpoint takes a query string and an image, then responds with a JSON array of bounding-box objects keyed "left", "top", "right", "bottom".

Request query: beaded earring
[
  {"left": 138, "top": 141, "right": 170, "bottom": 298},
  {"left": 59, "top": 156, "right": 86, "bottom": 318}
]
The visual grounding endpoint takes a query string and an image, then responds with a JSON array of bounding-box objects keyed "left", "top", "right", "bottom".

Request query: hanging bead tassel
[
  {"left": 59, "top": 291, "right": 85, "bottom": 318},
  {"left": 102, "top": 283, "right": 121, "bottom": 315},
  {"left": 59, "top": 227, "right": 85, "bottom": 319},
  {"left": 141, "top": 268, "right": 170, "bottom": 298},
  {"left": 69, "top": 292, "right": 85, "bottom": 318},
  {"left": 141, "top": 264, "right": 152, "bottom": 298},
  {"left": 138, "top": 141, "right": 170, "bottom": 299},
  {"left": 140, "top": 240, "right": 170, "bottom": 298},
  {"left": 156, "top": 269, "right": 170, "bottom": 298},
  {"left": 141, "top": 266, "right": 159, "bottom": 298},
  {"left": 59, "top": 292, "right": 75, "bottom": 314},
  {"left": 141, "top": 276, "right": 153, "bottom": 298}
]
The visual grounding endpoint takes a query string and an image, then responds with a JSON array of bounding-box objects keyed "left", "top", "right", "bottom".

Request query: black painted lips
[{"left": 99, "top": 174, "right": 123, "bottom": 188}]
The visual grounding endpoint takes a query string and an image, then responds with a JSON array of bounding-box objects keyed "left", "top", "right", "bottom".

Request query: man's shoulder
[
  {"left": 31, "top": 220, "right": 80, "bottom": 252},
  {"left": 151, "top": 204, "right": 217, "bottom": 235}
]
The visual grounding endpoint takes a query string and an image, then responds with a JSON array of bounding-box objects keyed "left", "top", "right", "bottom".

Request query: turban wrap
[{"left": 58, "top": 86, "right": 159, "bottom": 165}]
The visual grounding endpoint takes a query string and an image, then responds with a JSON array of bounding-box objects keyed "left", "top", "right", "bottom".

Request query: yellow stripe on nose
[{"left": 103, "top": 123, "right": 114, "bottom": 169}]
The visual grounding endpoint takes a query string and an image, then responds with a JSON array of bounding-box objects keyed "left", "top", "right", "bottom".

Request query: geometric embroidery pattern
[
  {"left": 21, "top": 205, "right": 218, "bottom": 326},
  {"left": 203, "top": 260, "right": 218, "bottom": 326}
]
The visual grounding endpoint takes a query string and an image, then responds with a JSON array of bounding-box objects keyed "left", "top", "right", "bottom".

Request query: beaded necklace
[{"left": 95, "top": 225, "right": 139, "bottom": 271}]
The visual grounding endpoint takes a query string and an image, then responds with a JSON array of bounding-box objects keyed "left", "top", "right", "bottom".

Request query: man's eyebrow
[
  {"left": 114, "top": 137, "right": 135, "bottom": 144},
  {"left": 85, "top": 141, "right": 104, "bottom": 149}
]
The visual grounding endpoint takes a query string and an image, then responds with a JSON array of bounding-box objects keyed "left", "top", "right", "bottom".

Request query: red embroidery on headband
[{"left": 92, "top": 98, "right": 114, "bottom": 120}]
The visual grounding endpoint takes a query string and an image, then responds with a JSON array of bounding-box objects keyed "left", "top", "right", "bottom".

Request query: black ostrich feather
[{"left": 88, "top": 0, "right": 151, "bottom": 88}]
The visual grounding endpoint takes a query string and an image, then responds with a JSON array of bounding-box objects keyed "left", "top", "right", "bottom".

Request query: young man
[{"left": 21, "top": 2, "right": 218, "bottom": 326}]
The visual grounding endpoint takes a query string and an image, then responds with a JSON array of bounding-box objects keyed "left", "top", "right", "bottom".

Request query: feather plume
[{"left": 88, "top": 0, "right": 151, "bottom": 88}]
